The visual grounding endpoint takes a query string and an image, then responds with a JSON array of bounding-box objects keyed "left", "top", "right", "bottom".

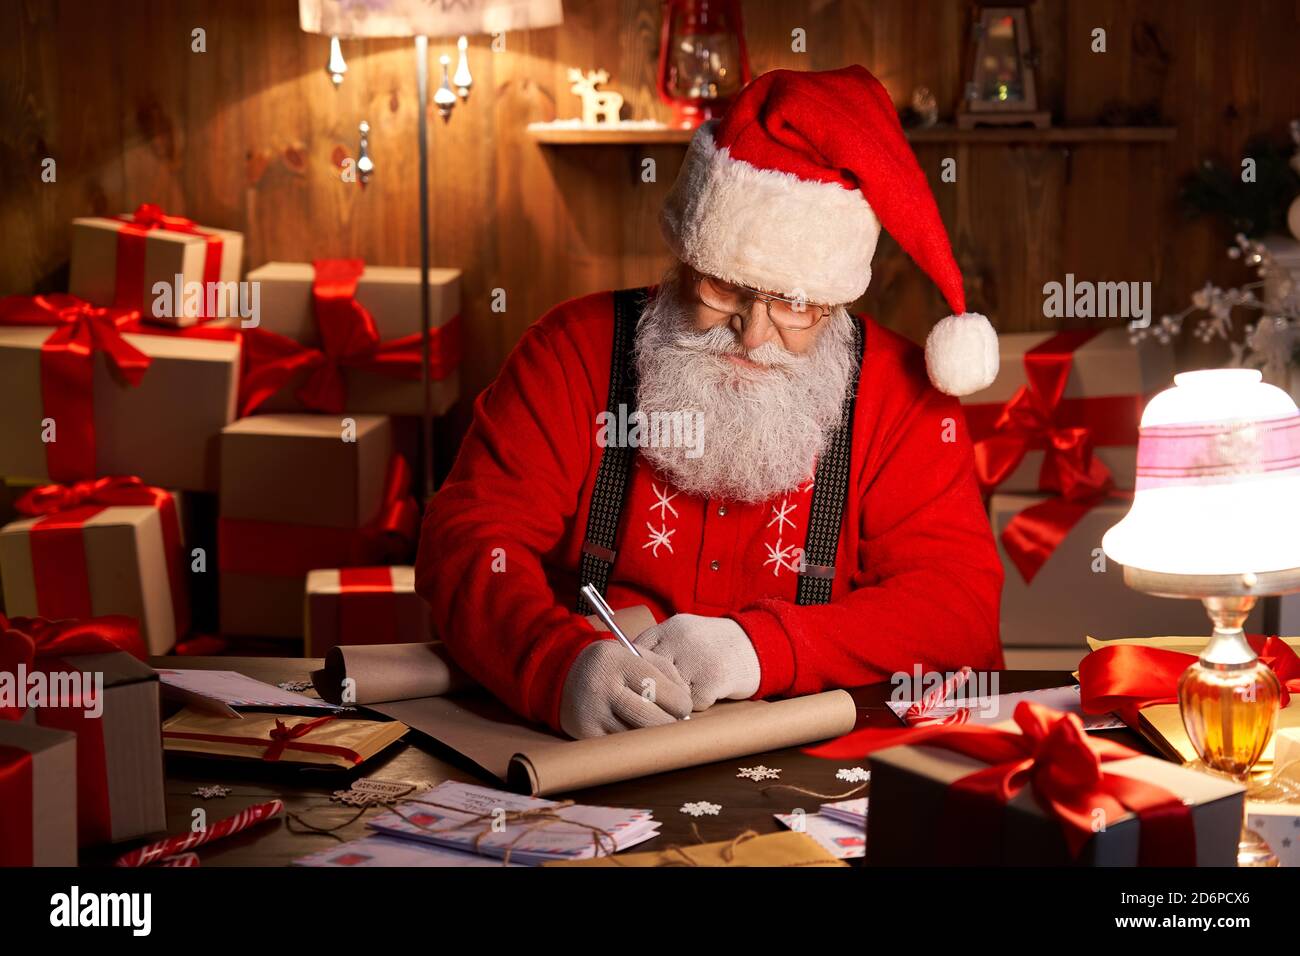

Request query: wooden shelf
[{"left": 528, "top": 124, "right": 1177, "bottom": 147}]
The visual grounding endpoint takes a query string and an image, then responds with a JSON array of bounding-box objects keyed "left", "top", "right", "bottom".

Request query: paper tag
[{"left": 331, "top": 778, "right": 434, "bottom": 808}]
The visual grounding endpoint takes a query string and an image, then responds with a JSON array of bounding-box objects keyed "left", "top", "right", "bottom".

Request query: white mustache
[{"left": 667, "top": 324, "right": 802, "bottom": 369}]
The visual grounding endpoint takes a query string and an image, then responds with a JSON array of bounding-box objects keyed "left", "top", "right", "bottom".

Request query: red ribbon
[
  {"left": 218, "top": 455, "right": 419, "bottom": 577},
  {"left": 0, "top": 612, "right": 145, "bottom": 846},
  {"left": 337, "top": 567, "right": 400, "bottom": 648},
  {"left": 0, "top": 744, "right": 34, "bottom": 865},
  {"left": 14, "top": 476, "right": 190, "bottom": 639},
  {"left": 967, "top": 330, "right": 1130, "bottom": 584},
  {"left": 806, "top": 700, "right": 1196, "bottom": 865},
  {"left": 0, "top": 294, "right": 151, "bottom": 481},
  {"left": 162, "top": 716, "right": 362, "bottom": 764},
  {"left": 112, "top": 203, "right": 224, "bottom": 318},
  {"left": 1079, "top": 637, "right": 1300, "bottom": 728},
  {"left": 237, "top": 258, "right": 462, "bottom": 416}
]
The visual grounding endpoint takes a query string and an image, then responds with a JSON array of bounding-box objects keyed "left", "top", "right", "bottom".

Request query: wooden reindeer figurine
[{"left": 568, "top": 68, "right": 624, "bottom": 126}]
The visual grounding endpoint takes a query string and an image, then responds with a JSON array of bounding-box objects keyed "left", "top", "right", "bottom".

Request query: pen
[
  {"left": 581, "top": 584, "right": 641, "bottom": 657},
  {"left": 580, "top": 584, "right": 689, "bottom": 720}
]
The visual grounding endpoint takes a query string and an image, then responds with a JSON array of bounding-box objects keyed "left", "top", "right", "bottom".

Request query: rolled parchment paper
[
  {"left": 373, "top": 689, "right": 859, "bottom": 796},
  {"left": 311, "top": 642, "right": 472, "bottom": 705},
  {"left": 311, "top": 605, "right": 659, "bottom": 706},
  {"left": 508, "top": 690, "right": 858, "bottom": 795}
]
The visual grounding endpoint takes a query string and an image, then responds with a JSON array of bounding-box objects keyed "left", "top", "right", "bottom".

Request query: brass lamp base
[{"left": 1121, "top": 567, "right": 1297, "bottom": 868}]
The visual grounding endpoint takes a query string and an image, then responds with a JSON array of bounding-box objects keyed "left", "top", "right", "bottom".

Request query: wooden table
[{"left": 91, "top": 659, "right": 1155, "bottom": 866}]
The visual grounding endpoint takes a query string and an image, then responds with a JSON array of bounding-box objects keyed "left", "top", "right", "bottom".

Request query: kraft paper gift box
[
  {"left": 865, "top": 726, "right": 1244, "bottom": 866},
  {"left": 243, "top": 261, "right": 460, "bottom": 415},
  {"left": 0, "top": 486, "right": 189, "bottom": 656},
  {"left": 218, "top": 413, "right": 408, "bottom": 637},
  {"left": 21, "top": 648, "right": 166, "bottom": 847},
  {"left": 992, "top": 492, "right": 1262, "bottom": 651},
  {"left": 0, "top": 320, "right": 239, "bottom": 491},
  {"left": 961, "top": 328, "right": 1174, "bottom": 492},
  {"left": 0, "top": 721, "right": 78, "bottom": 866},
  {"left": 304, "top": 566, "right": 432, "bottom": 657},
  {"left": 69, "top": 211, "right": 244, "bottom": 327},
  {"left": 161, "top": 708, "right": 408, "bottom": 769}
]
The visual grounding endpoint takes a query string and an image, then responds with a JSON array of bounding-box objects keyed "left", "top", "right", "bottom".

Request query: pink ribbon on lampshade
[{"left": 1134, "top": 413, "right": 1300, "bottom": 490}]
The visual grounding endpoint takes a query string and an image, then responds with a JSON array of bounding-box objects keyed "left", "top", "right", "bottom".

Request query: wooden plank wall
[{"left": 2, "top": 0, "right": 1298, "bottom": 456}]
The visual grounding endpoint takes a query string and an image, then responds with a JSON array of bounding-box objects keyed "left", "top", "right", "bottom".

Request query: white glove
[
  {"left": 559, "top": 639, "right": 693, "bottom": 739},
  {"left": 633, "top": 614, "right": 761, "bottom": 712}
]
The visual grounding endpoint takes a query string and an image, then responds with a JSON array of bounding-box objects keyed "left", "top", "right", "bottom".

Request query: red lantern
[{"left": 657, "top": 0, "right": 752, "bottom": 129}]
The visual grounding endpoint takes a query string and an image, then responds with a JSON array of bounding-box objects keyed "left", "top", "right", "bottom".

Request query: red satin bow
[
  {"left": 971, "top": 330, "right": 1120, "bottom": 584},
  {"left": 808, "top": 700, "right": 1195, "bottom": 865},
  {"left": 238, "top": 258, "right": 462, "bottom": 416},
  {"left": 1079, "top": 637, "right": 1300, "bottom": 727},
  {"left": 0, "top": 612, "right": 146, "bottom": 720},
  {"left": 112, "top": 204, "right": 224, "bottom": 318},
  {"left": 14, "top": 476, "right": 190, "bottom": 639},
  {"left": 0, "top": 294, "right": 151, "bottom": 480}
]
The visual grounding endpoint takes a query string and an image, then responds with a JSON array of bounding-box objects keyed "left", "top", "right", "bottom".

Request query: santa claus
[{"left": 416, "top": 66, "right": 1004, "bottom": 738}]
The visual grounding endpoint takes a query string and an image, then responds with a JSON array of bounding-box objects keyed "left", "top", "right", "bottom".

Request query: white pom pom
[{"left": 924, "top": 312, "right": 999, "bottom": 396}]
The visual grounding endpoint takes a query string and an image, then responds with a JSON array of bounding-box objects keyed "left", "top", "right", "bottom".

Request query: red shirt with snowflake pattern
[{"left": 415, "top": 291, "right": 1004, "bottom": 732}]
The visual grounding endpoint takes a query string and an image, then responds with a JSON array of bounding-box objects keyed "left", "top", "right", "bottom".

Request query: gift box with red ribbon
[
  {"left": 0, "top": 721, "right": 78, "bottom": 866},
  {"left": 962, "top": 328, "right": 1172, "bottom": 495},
  {"left": 0, "top": 293, "right": 240, "bottom": 490},
  {"left": 304, "top": 565, "right": 432, "bottom": 658},
  {"left": 808, "top": 700, "right": 1243, "bottom": 866},
  {"left": 69, "top": 205, "right": 244, "bottom": 327},
  {"left": 992, "top": 492, "right": 1262, "bottom": 651},
  {"left": 218, "top": 414, "right": 419, "bottom": 637},
  {"left": 2, "top": 613, "right": 166, "bottom": 847},
  {"left": 0, "top": 477, "right": 190, "bottom": 655},
  {"left": 240, "top": 260, "right": 461, "bottom": 417}
]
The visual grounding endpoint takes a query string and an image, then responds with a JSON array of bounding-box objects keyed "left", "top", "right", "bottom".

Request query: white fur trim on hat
[
  {"left": 925, "top": 312, "right": 999, "bottom": 396},
  {"left": 660, "top": 123, "right": 880, "bottom": 305}
]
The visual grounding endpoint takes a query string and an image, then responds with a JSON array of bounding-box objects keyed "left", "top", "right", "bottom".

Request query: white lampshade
[
  {"left": 1102, "top": 368, "right": 1300, "bottom": 576},
  {"left": 299, "top": 0, "right": 562, "bottom": 38}
]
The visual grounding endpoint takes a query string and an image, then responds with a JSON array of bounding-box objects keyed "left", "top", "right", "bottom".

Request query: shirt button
[
  {"left": 709, "top": 559, "right": 721, "bottom": 571},
  {"left": 717, "top": 505, "right": 727, "bottom": 516}
]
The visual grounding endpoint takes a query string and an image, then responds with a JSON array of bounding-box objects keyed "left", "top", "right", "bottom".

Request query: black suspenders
[
  {"left": 576, "top": 288, "right": 646, "bottom": 615},
  {"left": 576, "top": 287, "right": 865, "bottom": 613}
]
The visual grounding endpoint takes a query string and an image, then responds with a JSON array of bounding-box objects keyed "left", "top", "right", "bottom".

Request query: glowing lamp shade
[
  {"left": 298, "top": 0, "right": 562, "bottom": 38},
  {"left": 1101, "top": 369, "right": 1300, "bottom": 576}
]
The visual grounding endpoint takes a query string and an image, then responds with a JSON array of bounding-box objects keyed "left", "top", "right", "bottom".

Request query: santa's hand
[
  {"left": 559, "top": 639, "right": 693, "bottom": 739},
  {"left": 633, "top": 614, "right": 761, "bottom": 712}
]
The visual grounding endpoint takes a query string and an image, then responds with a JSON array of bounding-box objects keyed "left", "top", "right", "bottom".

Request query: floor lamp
[{"left": 299, "top": 0, "right": 564, "bottom": 500}]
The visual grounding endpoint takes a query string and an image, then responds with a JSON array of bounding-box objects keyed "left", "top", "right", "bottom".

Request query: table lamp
[
  {"left": 1102, "top": 368, "right": 1300, "bottom": 866},
  {"left": 299, "top": 0, "right": 564, "bottom": 499}
]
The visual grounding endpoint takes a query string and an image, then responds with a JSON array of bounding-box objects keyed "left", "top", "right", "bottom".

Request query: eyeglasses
[{"left": 694, "top": 272, "right": 834, "bottom": 331}]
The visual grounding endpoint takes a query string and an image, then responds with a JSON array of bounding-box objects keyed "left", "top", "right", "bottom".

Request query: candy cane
[{"left": 114, "top": 800, "right": 283, "bottom": 867}]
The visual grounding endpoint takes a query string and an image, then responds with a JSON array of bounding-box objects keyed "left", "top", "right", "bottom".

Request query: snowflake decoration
[
  {"left": 650, "top": 482, "right": 679, "bottom": 521},
  {"left": 277, "top": 680, "right": 314, "bottom": 693},
  {"left": 763, "top": 538, "right": 798, "bottom": 576},
  {"left": 643, "top": 521, "right": 676, "bottom": 557},
  {"left": 736, "top": 765, "right": 781, "bottom": 782},
  {"left": 836, "top": 767, "right": 870, "bottom": 783},
  {"left": 192, "top": 785, "right": 231, "bottom": 799},
  {"left": 680, "top": 801, "right": 722, "bottom": 817},
  {"left": 768, "top": 497, "right": 797, "bottom": 534}
]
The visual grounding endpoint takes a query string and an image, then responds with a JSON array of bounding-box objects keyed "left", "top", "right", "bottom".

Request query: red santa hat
[{"left": 660, "top": 65, "right": 998, "bottom": 396}]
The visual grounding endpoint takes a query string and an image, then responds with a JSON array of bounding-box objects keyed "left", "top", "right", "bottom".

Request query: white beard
[{"left": 632, "top": 269, "right": 857, "bottom": 504}]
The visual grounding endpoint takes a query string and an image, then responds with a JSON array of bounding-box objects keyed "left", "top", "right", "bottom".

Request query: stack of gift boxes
[
  {"left": 0, "top": 204, "right": 458, "bottom": 861},
  {"left": 959, "top": 328, "right": 1262, "bottom": 668}
]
